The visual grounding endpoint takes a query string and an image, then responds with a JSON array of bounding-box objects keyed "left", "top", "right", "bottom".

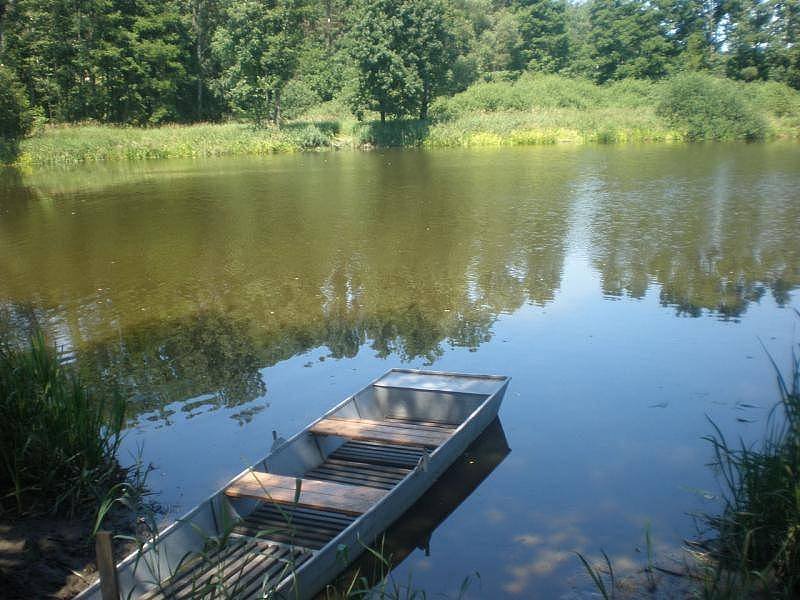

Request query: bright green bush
[
  {"left": 514, "top": 74, "right": 604, "bottom": 109},
  {"left": 430, "top": 74, "right": 604, "bottom": 120},
  {"left": 657, "top": 73, "right": 767, "bottom": 141},
  {"left": 0, "top": 66, "right": 32, "bottom": 162},
  {"left": 745, "top": 81, "right": 800, "bottom": 118},
  {"left": 281, "top": 79, "right": 323, "bottom": 121},
  {"left": 602, "top": 78, "right": 659, "bottom": 108}
]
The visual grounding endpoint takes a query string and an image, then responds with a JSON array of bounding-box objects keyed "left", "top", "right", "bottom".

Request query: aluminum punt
[{"left": 77, "top": 368, "right": 510, "bottom": 600}]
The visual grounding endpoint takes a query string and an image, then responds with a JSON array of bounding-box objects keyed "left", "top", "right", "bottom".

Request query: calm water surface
[{"left": 1, "top": 144, "right": 799, "bottom": 597}]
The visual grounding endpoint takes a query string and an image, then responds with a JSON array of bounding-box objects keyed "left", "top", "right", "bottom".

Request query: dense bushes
[
  {"left": 429, "top": 72, "right": 795, "bottom": 142},
  {"left": 656, "top": 73, "right": 767, "bottom": 140},
  {"left": 0, "top": 333, "right": 126, "bottom": 516},
  {"left": 0, "top": 66, "right": 32, "bottom": 162}
]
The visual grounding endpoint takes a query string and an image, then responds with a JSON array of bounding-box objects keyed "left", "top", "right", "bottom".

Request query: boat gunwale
[{"left": 76, "top": 368, "right": 509, "bottom": 599}]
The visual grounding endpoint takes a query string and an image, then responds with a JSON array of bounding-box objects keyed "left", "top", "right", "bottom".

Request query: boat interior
[{"left": 121, "top": 370, "right": 508, "bottom": 599}]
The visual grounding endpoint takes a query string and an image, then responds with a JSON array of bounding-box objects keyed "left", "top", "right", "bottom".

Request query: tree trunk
[
  {"left": 420, "top": 81, "right": 429, "bottom": 120},
  {"left": 380, "top": 110, "right": 386, "bottom": 123},
  {"left": 274, "top": 88, "right": 281, "bottom": 128},
  {"left": 193, "top": 1, "right": 204, "bottom": 119},
  {"left": 325, "top": 0, "right": 332, "bottom": 49}
]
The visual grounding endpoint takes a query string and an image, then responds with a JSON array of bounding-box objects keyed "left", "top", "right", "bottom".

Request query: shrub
[
  {"left": 281, "top": 79, "right": 322, "bottom": 121},
  {"left": 0, "top": 66, "right": 32, "bottom": 162},
  {"left": 0, "top": 333, "right": 126, "bottom": 516},
  {"left": 514, "top": 73, "right": 604, "bottom": 109},
  {"left": 746, "top": 81, "right": 800, "bottom": 118},
  {"left": 603, "top": 78, "right": 659, "bottom": 108},
  {"left": 657, "top": 72, "right": 767, "bottom": 141}
]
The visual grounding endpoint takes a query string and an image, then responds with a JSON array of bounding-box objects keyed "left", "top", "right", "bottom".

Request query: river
[{"left": 1, "top": 143, "right": 798, "bottom": 597}]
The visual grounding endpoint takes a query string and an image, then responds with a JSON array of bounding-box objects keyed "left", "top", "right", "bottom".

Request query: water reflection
[{"left": 0, "top": 145, "right": 798, "bottom": 423}]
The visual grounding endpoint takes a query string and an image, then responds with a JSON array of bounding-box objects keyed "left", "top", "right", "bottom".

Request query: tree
[
  {"left": 348, "top": 0, "right": 422, "bottom": 121},
  {"left": 213, "top": 0, "right": 309, "bottom": 125},
  {"left": 401, "top": 0, "right": 457, "bottom": 118},
  {"left": 585, "top": 0, "right": 674, "bottom": 82},
  {"left": 0, "top": 65, "right": 31, "bottom": 162},
  {"left": 183, "top": 0, "right": 223, "bottom": 119},
  {"left": 516, "top": 0, "right": 570, "bottom": 73},
  {"left": 659, "top": 0, "right": 716, "bottom": 71},
  {"left": 473, "top": 8, "right": 525, "bottom": 73},
  {"left": 348, "top": 0, "right": 457, "bottom": 121}
]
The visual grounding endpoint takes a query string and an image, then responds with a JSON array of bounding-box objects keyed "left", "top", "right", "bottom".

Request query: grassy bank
[
  {"left": 0, "top": 333, "right": 145, "bottom": 597},
  {"left": 14, "top": 74, "right": 800, "bottom": 165}
]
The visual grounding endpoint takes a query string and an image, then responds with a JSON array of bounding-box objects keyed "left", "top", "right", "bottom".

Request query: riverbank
[
  {"left": 12, "top": 74, "right": 800, "bottom": 166},
  {"left": 0, "top": 334, "right": 148, "bottom": 599}
]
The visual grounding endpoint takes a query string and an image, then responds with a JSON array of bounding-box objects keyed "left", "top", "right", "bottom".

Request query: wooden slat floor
[
  {"left": 139, "top": 538, "right": 311, "bottom": 600},
  {"left": 234, "top": 503, "right": 356, "bottom": 550}
]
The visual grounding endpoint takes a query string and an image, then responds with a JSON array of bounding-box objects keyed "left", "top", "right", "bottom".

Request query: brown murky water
[{"left": 1, "top": 143, "right": 798, "bottom": 597}]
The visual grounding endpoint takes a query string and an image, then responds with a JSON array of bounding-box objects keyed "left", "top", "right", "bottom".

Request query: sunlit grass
[{"left": 14, "top": 75, "right": 800, "bottom": 165}]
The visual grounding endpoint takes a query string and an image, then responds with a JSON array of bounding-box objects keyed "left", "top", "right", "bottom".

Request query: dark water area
[{"left": 1, "top": 143, "right": 799, "bottom": 597}]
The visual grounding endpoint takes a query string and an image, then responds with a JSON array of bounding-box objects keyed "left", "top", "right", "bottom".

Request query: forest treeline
[{"left": 1, "top": 0, "right": 800, "bottom": 161}]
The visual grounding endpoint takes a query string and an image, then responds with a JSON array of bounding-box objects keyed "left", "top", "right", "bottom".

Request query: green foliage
[
  {"left": 0, "top": 65, "right": 31, "bottom": 162},
  {"left": 585, "top": 0, "right": 674, "bottom": 82},
  {"left": 0, "top": 332, "right": 126, "bottom": 516},
  {"left": 18, "top": 122, "right": 340, "bottom": 164},
  {"left": 212, "top": 0, "right": 309, "bottom": 125},
  {"left": 430, "top": 74, "right": 608, "bottom": 119},
  {"left": 281, "top": 79, "right": 322, "bottom": 121},
  {"left": 517, "top": 0, "right": 570, "bottom": 73},
  {"left": 657, "top": 73, "right": 767, "bottom": 140},
  {"left": 744, "top": 81, "right": 800, "bottom": 118},
  {"left": 2, "top": 0, "right": 800, "bottom": 131},
  {"left": 348, "top": 0, "right": 457, "bottom": 120}
]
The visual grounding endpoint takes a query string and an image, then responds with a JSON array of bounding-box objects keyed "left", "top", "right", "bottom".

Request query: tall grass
[
  {"left": 18, "top": 121, "right": 340, "bottom": 165},
  {"left": 0, "top": 332, "right": 126, "bottom": 516},
  {"left": 12, "top": 74, "right": 800, "bottom": 165},
  {"left": 699, "top": 317, "right": 800, "bottom": 597}
]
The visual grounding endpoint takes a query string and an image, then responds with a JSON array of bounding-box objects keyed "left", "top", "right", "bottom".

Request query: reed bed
[
  {"left": 0, "top": 332, "right": 126, "bottom": 516},
  {"left": 696, "top": 322, "right": 800, "bottom": 598}
]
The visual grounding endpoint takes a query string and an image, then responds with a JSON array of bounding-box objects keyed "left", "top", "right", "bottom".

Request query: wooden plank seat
[
  {"left": 310, "top": 416, "right": 455, "bottom": 448},
  {"left": 139, "top": 537, "right": 311, "bottom": 600},
  {"left": 225, "top": 472, "right": 386, "bottom": 516}
]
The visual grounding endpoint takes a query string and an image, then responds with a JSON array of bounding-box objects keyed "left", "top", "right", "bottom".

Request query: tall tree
[
  {"left": 585, "top": 0, "right": 674, "bottom": 82},
  {"left": 348, "top": 0, "right": 421, "bottom": 121},
  {"left": 401, "top": 0, "right": 457, "bottom": 118},
  {"left": 516, "top": 0, "right": 570, "bottom": 72},
  {"left": 213, "top": 0, "right": 309, "bottom": 125}
]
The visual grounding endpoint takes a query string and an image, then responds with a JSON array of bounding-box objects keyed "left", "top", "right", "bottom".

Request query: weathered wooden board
[
  {"left": 225, "top": 471, "right": 386, "bottom": 515},
  {"left": 310, "top": 417, "right": 452, "bottom": 448}
]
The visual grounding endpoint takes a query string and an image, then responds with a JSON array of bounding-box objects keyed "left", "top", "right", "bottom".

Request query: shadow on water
[{"left": 321, "top": 418, "right": 511, "bottom": 597}]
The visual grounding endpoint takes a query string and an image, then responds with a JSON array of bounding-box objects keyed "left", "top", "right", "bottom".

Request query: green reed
[
  {"left": 0, "top": 331, "right": 126, "bottom": 516},
  {"left": 699, "top": 313, "right": 800, "bottom": 598}
]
